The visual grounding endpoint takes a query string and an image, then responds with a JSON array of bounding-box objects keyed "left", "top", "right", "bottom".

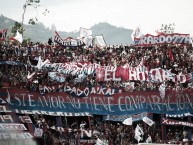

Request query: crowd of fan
[
  {"left": 31, "top": 114, "right": 192, "bottom": 145},
  {"left": 0, "top": 40, "right": 193, "bottom": 92},
  {"left": 1, "top": 41, "right": 193, "bottom": 145}
]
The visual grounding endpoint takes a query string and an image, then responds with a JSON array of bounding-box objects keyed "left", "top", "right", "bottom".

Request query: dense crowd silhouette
[{"left": 0, "top": 40, "right": 193, "bottom": 145}]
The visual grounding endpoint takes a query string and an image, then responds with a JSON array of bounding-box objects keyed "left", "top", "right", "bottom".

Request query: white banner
[
  {"left": 0, "top": 123, "right": 27, "bottom": 130},
  {"left": 79, "top": 27, "right": 92, "bottom": 38},
  {"left": 94, "top": 35, "right": 106, "bottom": 47}
]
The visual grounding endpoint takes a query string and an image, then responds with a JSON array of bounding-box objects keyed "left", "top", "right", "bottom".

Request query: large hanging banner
[
  {"left": 0, "top": 88, "right": 193, "bottom": 116},
  {"left": 95, "top": 67, "right": 192, "bottom": 83},
  {"left": 134, "top": 33, "right": 191, "bottom": 46}
]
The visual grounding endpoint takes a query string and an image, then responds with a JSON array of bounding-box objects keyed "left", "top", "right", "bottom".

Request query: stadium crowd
[
  {"left": 0, "top": 39, "right": 193, "bottom": 145},
  {"left": 0, "top": 40, "right": 193, "bottom": 92},
  {"left": 31, "top": 114, "right": 192, "bottom": 145}
]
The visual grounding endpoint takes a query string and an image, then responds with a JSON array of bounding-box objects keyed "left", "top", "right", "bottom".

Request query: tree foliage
[
  {"left": 11, "top": 22, "right": 25, "bottom": 36},
  {"left": 22, "top": 0, "right": 49, "bottom": 26}
]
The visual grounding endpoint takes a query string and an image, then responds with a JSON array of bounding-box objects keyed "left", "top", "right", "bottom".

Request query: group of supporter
[
  {"left": 1, "top": 40, "right": 193, "bottom": 145},
  {"left": 0, "top": 40, "right": 193, "bottom": 93},
  {"left": 31, "top": 114, "right": 192, "bottom": 145}
]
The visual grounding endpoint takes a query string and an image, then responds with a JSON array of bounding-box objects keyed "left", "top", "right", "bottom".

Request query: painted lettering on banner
[
  {"left": 0, "top": 123, "right": 27, "bottom": 130},
  {"left": 0, "top": 89, "right": 193, "bottom": 116},
  {"left": 134, "top": 33, "right": 191, "bottom": 46},
  {"left": 0, "top": 114, "right": 32, "bottom": 123},
  {"left": 162, "top": 118, "right": 193, "bottom": 127}
]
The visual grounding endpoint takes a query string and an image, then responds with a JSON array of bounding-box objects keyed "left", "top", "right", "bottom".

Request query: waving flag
[
  {"left": 79, "top": 27, "right": 93, "bottom": 47},
  {"left": 142, "top": 117, "right": 154, "bottom": 126},
  {"left": 122, "top": 117, "right": 132, "bottom": 125},
  {"left": 134, "top": 125, "right": 144, "bottom": 142},
  {"left": 10, "top": 30, "right": 23, "bottom": 43},
  {"left": 159, "top": 82, "right": 166, "bottom": 99},
  {"left": 146, "top": 135, "right": 152, "bottom": 143},
  {"left": 0, "top": 28, "right": 8, "bottom": 40},
  {"left": 131, "top": 26, "right": 143, "bottom": 41},
  {"left": 36, "top": 56, "right": 43, "bottom": 70},
  {"left": 94, "top": 35, "right": 106, "bottom": 47},
  {"left": 79, "top": 27, "right": 92, "bottom": 38}
]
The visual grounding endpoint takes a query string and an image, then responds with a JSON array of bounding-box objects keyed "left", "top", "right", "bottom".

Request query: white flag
[
  {"left": 146, "top": 135, "right": 152, "bottom": 143},
  {"left": 10, "top": 30, "right": 23, "bottom": 43},
  {"left": 36, "top": 56, "right": 43, "bottom": 70},
  {"left": 142, "top": 117, "right": 154, "bottom": 126},
  {"left": 122, "top": 117, "right": 132, "bottom": 125},
  {"left": 82, "top": 35, "right": 93, "bottom": 47},
  {"left": 94, "top": 35, "right": 106, "bottom": 47},
  {"left": 131, "top": 26, "right": 143, "bottom": 41},
  {"left": 79, "top": 27, "right": 93, "bottom": 47},
  {"left": 159, "top": 82, "right": 166, "bottom": 99},
  {"left": 134, "top": 125, "right": 144, "bottom": 142},
  {"left": 79, "top": 27, "right": 92, "bottom": 38}
]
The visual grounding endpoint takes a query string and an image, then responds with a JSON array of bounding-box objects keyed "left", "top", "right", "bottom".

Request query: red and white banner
[
  {"left": 95, "top": 67, "right": 191, "bottom": 84},
  {"left": 162, "top": 118, "right": 193, "bottom": 127},
  {"left": 134, "top": 33, "right": 191, "bottom": 46},
  {"left": 42, "top": 60, "right": 191, "bottom": 84}
]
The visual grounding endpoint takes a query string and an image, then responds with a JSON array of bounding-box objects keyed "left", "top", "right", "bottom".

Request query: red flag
[
  {"left": 169, "top": 48, "right": 174, "bottom": 61},
  {"left": 0, "top": 29, "right": 8, "bottom": 40},
  {"left": 121, "top": 67, "right": 129, "bottom": 81}
]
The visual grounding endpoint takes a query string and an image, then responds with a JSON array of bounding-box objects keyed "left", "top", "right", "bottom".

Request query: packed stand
[
  {"left": 0, "top": 40, "right": 193, "bottom": 93},
  {"left": 31, "top": 114, "right": 192, "bottom": 145}
]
